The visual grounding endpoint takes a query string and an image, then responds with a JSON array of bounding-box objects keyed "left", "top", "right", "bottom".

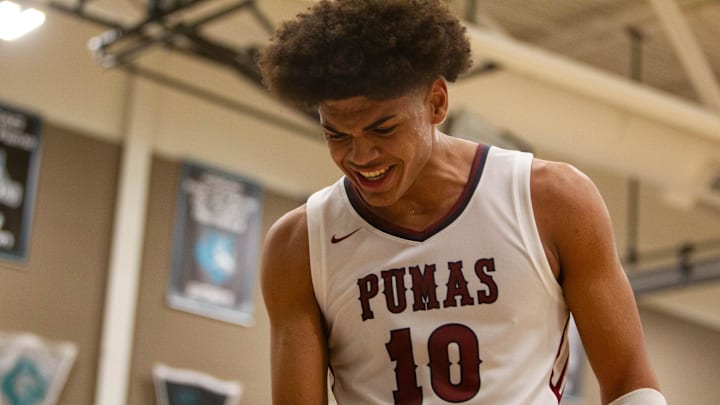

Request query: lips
[
  {"left": 353, "top": 165, "right": 395, "bottom": 190},
  {"left": 359, "top": 167, "right": 389, "bottom": 181}
]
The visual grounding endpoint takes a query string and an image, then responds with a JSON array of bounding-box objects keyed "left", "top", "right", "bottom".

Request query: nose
[{"left": 348, "top": 136, "right": 379, "bottom": 166}]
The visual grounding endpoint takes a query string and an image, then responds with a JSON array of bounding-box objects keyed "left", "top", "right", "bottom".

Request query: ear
[{"left": 427, "top": 78, "right": 449, "bottom": 125}]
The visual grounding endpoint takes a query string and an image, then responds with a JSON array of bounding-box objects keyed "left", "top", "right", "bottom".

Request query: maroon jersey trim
[
  {"left": 549, "top": 316, "right": 571, "bottom": 403},
  {"left": 344, "top": 144, "right": 490, "bottom": 242}
]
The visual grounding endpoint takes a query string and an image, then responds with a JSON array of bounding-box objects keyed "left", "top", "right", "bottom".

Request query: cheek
[
  {"left": 408, "top": 123, "right": 433, "bottom": 154},
  {"left": 327, "top": 143, "right": 348, "bottom": 167},
  {"left": 404, "top": 128, "right": 434, "bottom": 174}
]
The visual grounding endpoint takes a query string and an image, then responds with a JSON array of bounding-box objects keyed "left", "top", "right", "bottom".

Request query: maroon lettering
[
  {"left": 388, "top": 324, "right": 481, "bottom": 404},
  {"left": 386, "top": 328, "right": 423, "bottom": 404},
  {"left": 359, "top": 257, "right": 499, "bottom": 321},
  {"left": 428, "top": 324, "right": 482, "bottom": 402},
  {"left": 409, "top": 264, "right": 440, "bottom": 312},
  {"left": 357, "top": 274, "right": 379, "bottom": 321},
  {"left": 443, "top": 261, "right": 475, "bottom": 308},
  {"left": 382, "top": 268, "right": 408, "bottom": 314},
  {"left": 474, "top": 258, "right": 498, "bottom": 304}
]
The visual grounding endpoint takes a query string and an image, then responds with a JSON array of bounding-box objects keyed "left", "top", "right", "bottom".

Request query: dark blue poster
[
  {"left": 0, "top": 102, "right": 42, "bottom": 263},
  {"left": 168, "top": 161, "right": 263, "bottom": 326}
]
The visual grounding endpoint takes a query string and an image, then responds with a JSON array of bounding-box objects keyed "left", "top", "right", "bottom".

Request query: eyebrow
[
  {"left": 321, "top": 114, "right": 397, "bottom": 134},
  {"left": 321, "top": 123, "right": 344, "bottom": 134},
  {"left": 362, "top": 115, "right": 397, "bottom": 131}
]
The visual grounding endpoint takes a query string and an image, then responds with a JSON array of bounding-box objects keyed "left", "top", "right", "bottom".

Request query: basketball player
[{"left": 258, "top": 1, "right": 665, "bottom": 404}]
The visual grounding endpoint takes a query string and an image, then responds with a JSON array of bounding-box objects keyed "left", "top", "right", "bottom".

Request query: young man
[{"left": 258, "top": 1, "right": 665, "bottom": 404}]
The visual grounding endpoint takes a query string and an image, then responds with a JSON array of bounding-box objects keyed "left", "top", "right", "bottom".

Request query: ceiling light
[{"left": 0, "top": 0, "right": 46, "bottom": 41}]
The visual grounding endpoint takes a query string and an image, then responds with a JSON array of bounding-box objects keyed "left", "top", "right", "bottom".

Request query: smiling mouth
[{"left": 358, "top": 166, "right": 391, "bottom": 181}]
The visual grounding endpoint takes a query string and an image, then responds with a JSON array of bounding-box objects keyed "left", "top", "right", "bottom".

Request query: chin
[{"left": 355, "top": 188, "right": 401, "bottom": 208}]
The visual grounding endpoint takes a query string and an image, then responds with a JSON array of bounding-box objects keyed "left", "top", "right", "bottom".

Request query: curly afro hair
[{"left": 257, "top": 0, "right": 472, "bottom": 107}]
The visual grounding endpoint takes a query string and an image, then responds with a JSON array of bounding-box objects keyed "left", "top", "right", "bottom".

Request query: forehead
[{"left": 318, "top": 92, "right": 423, "bottom": 127}]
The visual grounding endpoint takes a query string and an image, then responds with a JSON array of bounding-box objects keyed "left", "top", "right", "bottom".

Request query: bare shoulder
[
  {"left": 530, "top": 159, "right": 599, "bottom": 206},
  {"left": 530, "top": 158, "right": 616, "bottom": 278},
  {"left": 261, "top": 204, "right": 313, "bottom": 314},
  {"left": 264, "top": 204, "right": 309, "bottom": 256},
  {"left": 530, "top": 158, "right": 610, "bottom": 228}
]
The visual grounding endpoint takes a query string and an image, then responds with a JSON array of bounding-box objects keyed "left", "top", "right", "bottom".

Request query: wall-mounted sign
[
  {"left": 0, "top": 332, "right": 77, "bottom": 405},
  {"left": 153, "top": 363, "right": 243, "bottom": 405},
  {"left": 168, "top": 161, "right": 263, "bottom": 327},
  {"left": 0, "top": 102, "right": 42, "bottom": 263}
]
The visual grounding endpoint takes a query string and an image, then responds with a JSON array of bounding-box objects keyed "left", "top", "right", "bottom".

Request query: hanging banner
[
  {"left": 0, "top": 103, "right": 42, "bottom": 263},
  {"left": 168, "top": 161, "right": 263, "bottom": 327}
]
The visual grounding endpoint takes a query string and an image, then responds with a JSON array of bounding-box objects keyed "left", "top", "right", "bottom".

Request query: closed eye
[
  {"left": 324, "top": 131, "right": 348, "bottom": 141},
  {"left": 373, "top": 125, "right": 398, "bottom": 135}
]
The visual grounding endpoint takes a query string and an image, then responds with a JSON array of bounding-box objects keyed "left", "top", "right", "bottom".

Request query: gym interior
[{"left": 1, "top": 0, "right": 719, "bottom": 404}]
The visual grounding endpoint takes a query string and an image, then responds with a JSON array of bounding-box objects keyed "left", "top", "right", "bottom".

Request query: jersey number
[{"left": 385, "top": 324, "right": 482, "bottom": 405}]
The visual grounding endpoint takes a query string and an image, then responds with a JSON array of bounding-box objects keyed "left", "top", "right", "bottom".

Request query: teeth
[{"left": 360, "top": 167, "right": 388, "bottom": 180}]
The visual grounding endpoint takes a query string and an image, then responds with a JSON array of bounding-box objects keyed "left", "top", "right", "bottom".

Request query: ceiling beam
[
  {"left": 464, "top": 24, "right": 720, "bottom": 143},
  {"left": 454, "top": 25, "right": 720, "bottom": 210},
  {"left": 464, "top": 0, "right": 510, "bottom": 37},
  {"left": 648, "top": 0, "right": 720, "bottom": 111}
]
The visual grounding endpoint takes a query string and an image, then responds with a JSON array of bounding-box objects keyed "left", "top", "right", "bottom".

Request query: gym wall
[
  {"left": 0, "top": 123, "right": 301, "bottom": 403},
  {"left": 0, "top": 124, "right": 120, "bottom": 404}
]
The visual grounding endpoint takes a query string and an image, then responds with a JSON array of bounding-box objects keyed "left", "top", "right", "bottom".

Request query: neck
[{"left": 361, "top": 134, "right": 479, "bottom": 232}]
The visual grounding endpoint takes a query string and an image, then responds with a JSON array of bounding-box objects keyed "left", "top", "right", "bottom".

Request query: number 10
[{"left": 385, "top": 323, "right": 482, "bottom": 404}]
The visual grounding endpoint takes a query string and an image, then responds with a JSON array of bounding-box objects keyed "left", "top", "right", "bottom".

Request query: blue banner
[{"left": 168, "top": 161, "right": 263, "bottom": 326}]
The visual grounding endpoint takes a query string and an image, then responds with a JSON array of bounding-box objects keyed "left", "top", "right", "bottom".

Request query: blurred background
[{"left": 0, "top": 0, "right": 719, "bottom": 403}]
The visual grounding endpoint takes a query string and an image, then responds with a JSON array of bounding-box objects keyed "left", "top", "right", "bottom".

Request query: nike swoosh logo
[{"left": 331, "top": 228, "right": 361, "bottom": 244}]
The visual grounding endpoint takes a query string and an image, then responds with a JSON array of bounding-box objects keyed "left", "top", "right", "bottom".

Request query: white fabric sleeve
[{"left": 608, "top": 388, "right": 667, "bottom": 405}]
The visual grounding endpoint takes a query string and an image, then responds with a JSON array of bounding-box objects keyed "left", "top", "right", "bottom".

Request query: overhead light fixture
[{"left": 0, "top": 0, "right": 46, "bottom": 41}]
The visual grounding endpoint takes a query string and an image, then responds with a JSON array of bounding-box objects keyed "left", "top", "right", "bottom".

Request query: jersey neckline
[{"left": 343, "top": 144, "right": 490, "bottom": 242}]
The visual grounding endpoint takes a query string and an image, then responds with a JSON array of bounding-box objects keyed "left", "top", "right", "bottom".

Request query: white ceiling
[
  {"left": 42, "top": 0, "right": 720, "bottom": 106},
  {"left": 458, "top": 0, "right": 720, "bottom": 103}
]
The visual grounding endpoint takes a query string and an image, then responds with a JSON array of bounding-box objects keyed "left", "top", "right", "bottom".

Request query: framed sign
[
  {"left": 0, "top": 332, "right": 77, "bottom": 405},
  {"left": 0, "top": 102, "right": 42, "bottom": 263},
  {"left": 168, "top": 161, "right": 263, "bottom": 326},
  {"left": 153, "top": 364, "right": 243, "bottom": 405}
]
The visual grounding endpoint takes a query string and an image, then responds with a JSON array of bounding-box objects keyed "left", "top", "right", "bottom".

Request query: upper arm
[
  {"left": 530, "top": 160, "right": 659, "bottom": 404},
  {"left": 261, "top": 205, "right": 328, "bottom": 405}
]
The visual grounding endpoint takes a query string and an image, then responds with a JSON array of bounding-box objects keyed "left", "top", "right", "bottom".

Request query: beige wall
[
  {"left": 0, "top": 124, "right": 120, "bottom": 404},
  {"left": 577, "top": 308, "right": 720, "bottom": 405},
  {"left": 0, "top": 123, "right": 300, "bottom": 404},
  {"left": 126, "top": 156, "right": 301, "bottom": 404},
  {"left": 644, "top": 308, "right": 720, "bottom": 405}
]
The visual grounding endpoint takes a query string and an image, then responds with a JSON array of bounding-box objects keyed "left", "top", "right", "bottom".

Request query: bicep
[
  {"left": 261, "top": 207, "right": 328, "bottom": 405},
  {"left": 559, "top": 197, "right": 651, "bottom": 401}
]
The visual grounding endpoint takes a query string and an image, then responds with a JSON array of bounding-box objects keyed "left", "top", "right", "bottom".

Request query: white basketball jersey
[{"left": 307, "top": 145, "right": 571, "bottom": 405}]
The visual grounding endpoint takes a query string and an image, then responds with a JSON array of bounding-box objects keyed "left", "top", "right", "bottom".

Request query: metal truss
[
  {"left": 22, "top": 0, "right": 270, "bottom": 82},
  {"left": 15, "top": 0, "right": 322, "bottom": 127},
  {"left": 17, "top": 0, "right": 501, "bottom": 127},
  {"left": 627, "top": 238, "right": 720, "bottom": 294}
]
